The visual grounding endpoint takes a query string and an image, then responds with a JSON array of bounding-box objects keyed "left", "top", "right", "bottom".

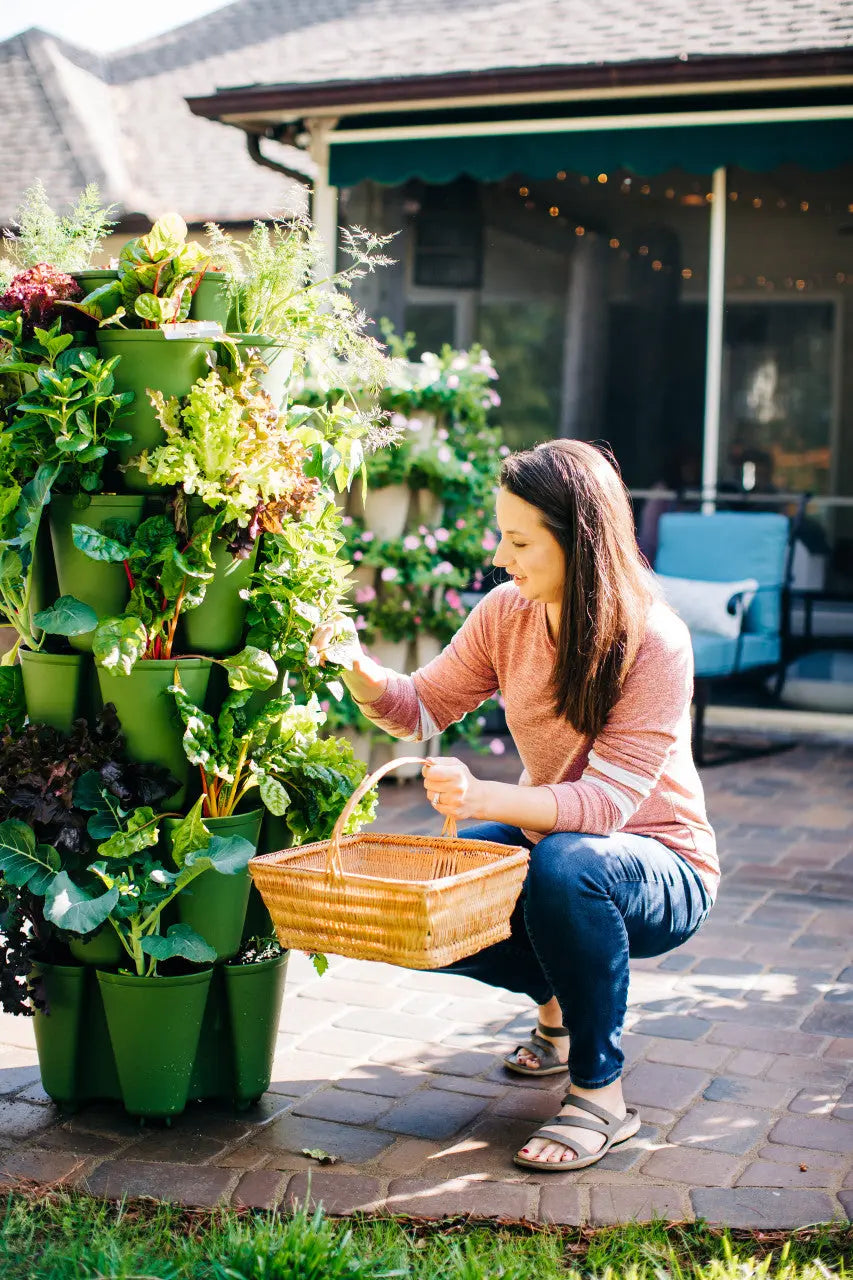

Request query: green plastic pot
[
  {"left": 28, "top": 519, "right": 58, "bottom": 644},
  {"left": 225, "top": 335, "right": 294, "bottom": 408},
  {"left": 72, "top": 268, "right": 119, "bottom": 292},
  {"left": 49, "top": 494, "right": 147, "bottom": 652},
  {"left": 223, "top": 951, "right": 288, "bottom": 1107},
  {"left": 19, "top": 649, "right": 87, "bottom": 732},
  {"left": 242, "top": 883, "right": 274, "bottom": 942},
  {"left": 69, "top": 927, "right": 123, "bottom": 968},
  {"left": 96, "top": 967, "right": 213, "bottom": 1118},
  {"left": 95, "top": 330, "right": 215, "bottom": 490},
  {"left": 29, "top": 961, "right": 87, "bottom": 1108},
  {"left": 190, "top": 272, "right": 235, "bottom": 328},
  {"left": 95, "top": 657, "right": 212, "bottom": 806},
  {"left": 181, "top": 501, "right": 259, "bottom": 656},
  {"left": 163, "top": 808, "right": 262, "bottom": 960}
]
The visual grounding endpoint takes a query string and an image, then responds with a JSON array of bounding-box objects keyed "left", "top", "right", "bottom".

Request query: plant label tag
[{"left": 162, "top": 321, "right": 223, "bottom": 339}]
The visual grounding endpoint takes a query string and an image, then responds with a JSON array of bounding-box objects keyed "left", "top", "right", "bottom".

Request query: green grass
[{"left": 0, "top": 1190, "right": 849, "bottom": 1280}]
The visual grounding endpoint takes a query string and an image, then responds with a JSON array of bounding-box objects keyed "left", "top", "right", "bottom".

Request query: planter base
[{"left": 31, "top": 955, "right": 288, "bottom": 1119}]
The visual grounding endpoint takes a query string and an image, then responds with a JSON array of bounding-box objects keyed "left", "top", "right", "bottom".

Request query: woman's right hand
[{"left": 311, "top": 615, "right": 363, "bottom": 671}]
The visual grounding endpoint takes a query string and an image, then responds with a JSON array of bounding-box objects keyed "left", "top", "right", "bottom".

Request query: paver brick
[
  {"left": 298, "top": 978, "right": 408, "bottom": 1009},
  {"left": 823, "top": 1037, "right": 853, "bottom": 1062},
  {"left": 0, "top": 1062, "right": 42, "bottom": 1095},
  {"left": 667, "top": 1101, "right": 770, "bottom": 1154},
  {"left": 726, "top": 1050, "right": 775, "bottom": 1077},
  {"left": 256, "top": 1113, "right": 396, "bottom": 1163},
  {"left": 232, "top": 1170, "right": 287, "bottom": 1209},
  {"left": 371, "top": 1042, "right": 496, "bottom": 1078},
  {"left": 691, "top": 1188, "right": 839, "bottom": 1228},
  {"left": 386, "top": 1175, "right": 537, "bottom": 1221},
  {"left": 643, "top": 1039, "right": 730, "bottom": 1071},
  {"left": 0, "top": 1148, "right": 88, "bottom": 1187},
  {"left": 589, "top": 1185, "right": 689, "bottom": 1224},
  {"left": 630, "top": 1015, "right": 711, "bottom": 1041},
  {"left": 641, "top": 1146, "right": 741, "bottom": 1186},
  {"left": 537, "top": 1185, "right": 585, "bottom": 1224},
  {"left": 707, "top": 1025, "right": 826, "bottom": 1056},
  {"left": 769, "top": 1114, "right": 853, "bottom": 1153},
  {"left": 788, "top": 1088, "right": 842, "bottom": 1116},
  {"left": 839, "top": 1191, "right": 853, "bottom": 1220},
  {"left": 34, "top": 1128, "right": 125, "bottom": 1156},
  {"left": 268, "top": 1049, "right": 349, "bottom": 1096},
  {"left": 336, "top": 1008, "right": 450, "bottom": 1042},
  {"left": 758, "top": 1143, "right": 851, "bottom": 1171},
  {"left": 624, "top": 1062, "right": 709, "bottom": 1109},
  {"left": 121, "top": 1133, "right": 232, "bottom": 1164},
  {"left": 84, "top": 1160, "right": 236, "bottom": 1207},
  {"left": 377, "top": 1087, "right": 487, "bottom": 1139},
  {"left": 0, "top": 1100, "right": 58, "bottom": 1142},
  {"left": 703, "top": 1076, "right": 791, "bottom": 1110},
  {"left": 766, "top": 1055, "right": 848, "bottom": 1086},
  {"left": 286, "top": 1171, "right": 384, "bottom": 1215},
  {"left": 802, "top": 1006, "right": 853, "bottom": 1038},
  {"left": 736, "top": 1160, "right": 839, "bottom": 1188},
  {"left": 292, "top": 1087, "right": 394, "bottom": 1126},
  {"left": 336, "top": 1065, "right": 431, "bottom": 1098}
]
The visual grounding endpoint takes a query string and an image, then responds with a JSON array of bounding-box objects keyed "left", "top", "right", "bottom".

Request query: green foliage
[
  {"left": 67, "top": 212, "right": 209, "bottom": 328},
  {"left": 32, "top": 595, "right": 97, "bottom": 637},
  {"left": 1, "top": 180, "right": 117, "bottom": 275}
]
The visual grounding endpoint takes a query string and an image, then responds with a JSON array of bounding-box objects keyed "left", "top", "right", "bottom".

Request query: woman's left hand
[{"left": 422, "top": 756, "right": 486, "bottom": 820}]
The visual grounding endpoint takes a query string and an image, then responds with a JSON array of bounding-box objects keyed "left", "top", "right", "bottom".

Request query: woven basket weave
[{"left": 249, "top": 755, "right": 530, "bottom": 969}]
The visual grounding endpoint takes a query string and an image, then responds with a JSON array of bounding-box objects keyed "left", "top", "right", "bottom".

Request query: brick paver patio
[{"left": 1, "top": 731, "right": 851, "bottom": 1227}]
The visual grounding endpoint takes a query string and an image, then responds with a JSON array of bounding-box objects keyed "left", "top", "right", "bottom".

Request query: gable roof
[{"left": 1, "top": 1, "right": 852, "bottom": 226}]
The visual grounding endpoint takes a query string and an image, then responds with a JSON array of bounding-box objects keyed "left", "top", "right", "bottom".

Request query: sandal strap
[
  {"left": 536, "top": 1020, "right": 570, "bottom": 1039},
  {"left": 507, "top": 1031, "right": 564, "bottom": 1070},
  {"left": 526, "top": 1123, "right": 597, "bottom": 1157},
  {"left": 546, "top": 1113, "right": 612, "bottom": 1136},
  {"left": 557, "top": 1093, "right": 626, "bottom": 1130}
]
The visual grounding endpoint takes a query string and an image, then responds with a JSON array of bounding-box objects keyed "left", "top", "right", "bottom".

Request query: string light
[
  {"left": 556, "top": 170, "right": 567, "bottom": 180},
  {"left": 518, "top": 185, "right": 529, "bottom": 197},
  {"left": 574, "top": 225, "right": 585, "bottom": 236},
  {"left": 549, "top": 206, "right": 560, "bottom": 216},
  {"left": 681, "top": 268, "right": 693, "bottom": 279},
  {"left": 609, "top": 237, "right": 620, "bottom": 248},
  {"left": 597, "top": 173, "right": 608, "bottom": 184}
]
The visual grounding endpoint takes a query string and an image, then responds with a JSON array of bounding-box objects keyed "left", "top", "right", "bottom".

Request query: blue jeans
[{"left": 442, "top": 823, "right": 713, "bottom": 1088}]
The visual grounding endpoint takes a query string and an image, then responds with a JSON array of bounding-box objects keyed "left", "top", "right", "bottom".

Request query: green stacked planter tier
[
  {"left": 19, "top": 649, "right": 88, "bottom": 733},
  {"left": 190, "top": 272, "right": 235, "bottom": 329},
  {"left": 49, "top": 494, "right": 147, "bottom": 651},
  {"left": 95, "top": 330, "right": 215, "bottom": 490},
  {"left": 31, "top": 952, "right": 288, "bottom": 1117},
  {"left": 95, "top": 657, "right": 212, "bottom": 807},
  {"left": 181, "top": 501, "right": 259, "bottom": 656},
  {"left": 162, "top": 808, "right": 263, "bottom": 960},
  {"left": 225, "top": 336, "right": 294, "bottom": 409}
]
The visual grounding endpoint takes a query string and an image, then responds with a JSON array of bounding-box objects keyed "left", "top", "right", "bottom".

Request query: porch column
[
  {"left": 307, "top": 116, "right": 340, "bottom": 270},
  {"left": 701, "top": 165, "right": 728, "bottom": 513},
  {"left": 559, "top": 231, "right": 609, "bottom": 438}
]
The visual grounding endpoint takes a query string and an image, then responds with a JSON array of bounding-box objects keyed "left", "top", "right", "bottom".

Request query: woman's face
[{"left": 493, "top": 488, "right": 566, "bottom": 606}]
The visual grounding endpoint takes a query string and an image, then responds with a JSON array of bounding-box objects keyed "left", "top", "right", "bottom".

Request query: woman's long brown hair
[{"left": 499, "top": 439, "right": 653, "bottom": 738}]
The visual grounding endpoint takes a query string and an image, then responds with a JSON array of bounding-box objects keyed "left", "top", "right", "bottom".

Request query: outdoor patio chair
[{"left": 654, "top": 510, "right": 794, "bottom": 765}]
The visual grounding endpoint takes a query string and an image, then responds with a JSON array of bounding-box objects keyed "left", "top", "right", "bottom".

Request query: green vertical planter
[
  {"left": 95, "top": 657, "right": 212, "bottom": 806},
  {"left": 29, "top": 961, "right": 87, "bottom": 1108},
  {"left": 19, "top": 649, "right": 87, "bottom": 732},
  {"left": 96, "top": 967, "right": 213, "bottom": 1118},
  {"left": 69, "top": 927, "right": 123, "bottom": 968},
  {"left": 181, "top": 507, "right": 259, "bottom": 657},
  {"left": 190, "top": 272, "right": 235, "bottom": 328},
  {"left": 72, "top": 269, "right": 119, "bottom": 292},
  {"left": 223, "top": 952, "right": 288, "bottom": 1107},
  {"left": 242, "top": 883, "right": 274, "bottom": 942},
  {"left": 28, "top": 519, "right": 58, "bottom": 644},
  {"left": 163, "top": 808, "right": 263, "bottom": 960},
  {"left": 95, "top": 330, "right": 215, "bottom": 490},
  {"left": 49, "top": 494, "right": 147, "bottom": 652},
  {"left": 226, "top": 336, "right": 294, "bottom": 408}
]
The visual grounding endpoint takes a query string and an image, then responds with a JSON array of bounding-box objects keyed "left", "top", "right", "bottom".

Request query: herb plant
[{"left": 1, "top": 181, "right": 116, "bottom": 279}]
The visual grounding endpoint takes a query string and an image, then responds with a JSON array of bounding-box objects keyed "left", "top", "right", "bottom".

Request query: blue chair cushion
[
  {"left": 656, "top": 512, "right": 790, "bottom": 636},
  {"left": 691, "top": 631, "right": 781, "bottom": 679}
]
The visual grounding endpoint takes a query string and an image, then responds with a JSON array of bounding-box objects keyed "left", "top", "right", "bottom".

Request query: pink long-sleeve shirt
[{"left": 358, "top": 583, "right": 719, "bottom": 898}]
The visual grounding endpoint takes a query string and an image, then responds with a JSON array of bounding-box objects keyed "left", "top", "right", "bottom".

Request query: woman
[{"left": 314, "top": 439, "right": 717, "bottom": 1172}]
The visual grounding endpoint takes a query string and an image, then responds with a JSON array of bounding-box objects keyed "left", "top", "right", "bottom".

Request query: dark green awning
[{"left": 329, "top": 118, "right": 853, "bottom": 186}]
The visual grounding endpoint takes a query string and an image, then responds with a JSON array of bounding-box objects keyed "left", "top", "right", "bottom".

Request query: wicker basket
[{"left": 249, "top": 755, "right": 530, "bottom": 969}]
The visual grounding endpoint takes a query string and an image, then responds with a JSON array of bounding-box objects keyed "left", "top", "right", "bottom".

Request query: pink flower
[
  {"left": 413, "top": 615, "right": 422, "bottom": 624},
  {"left": 460, "top": 461, "right": 473, "bottom": 474},
  {"left": 446, "top": 374, "right": 460, "bottom": 389},
  {"left": 481, "top": 530, "right": 497, "bottom": 552},
  {"left": 356, "top": 615, "right": 366, "bottom": 630},
  {"left": 403, "top": 534, "right": 420, "bottom": 550},
  {"left": 320, "top": 700, "right": 330, "bottom": 712},
  {"left": 435, "top": 560, "right": 454, "bottom": 575},
  {"left": 362, "top": 530, "right": 375, "bottom": 543},
  {"left": 355, "top": 584, "right": 376, "bottom": 604},
  {"left": 489, "top": 738, "right": 506, "bottom": 755},
  {"left": 408, "top": 417, "right": 423, "bottom": 432},
  {"left": 342, "top": 515, "right": 353, "bottom": 526},
  {"left": 437, "top": 445, "right": 452, "bottom": 463},
  {"left": 499, "top": 446, "right": 511, "bottom": 457},
  {"left": 437, "top": 428, "right": 449, "bottom": 441},
  {"left": 455, "top": 518, "right": 466, "bottom": 529},
  {"left": 473, "top": 571, "right": 484, "bottom": 587},
  {"left": 418, "top": 525, "right": 428, "bottom": 535},
  {"left": 424, "top": 534, "right": 437, "bottom": 552},
  {"left": 402, "top": 599, "right": 412, "bottom": 610},
  {"left": 446, "top": 589, "right": 461, "bottom": 609},
  {"left": 391, "top": 412, "right": 408, "bottom": 429},
  {"left": 353, "top": 550, "right": 363, "bottom": 561},
  {"left": 435, "top": 527, "right": 449, "bottom": 542},
  {"left": 380, "top": 566, "right": 398, "bottom": 582},
  {"left": 497, "top": 694, "right": 506, "bottom": 709}
]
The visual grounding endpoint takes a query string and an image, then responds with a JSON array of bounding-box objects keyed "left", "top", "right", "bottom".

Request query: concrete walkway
[{"left": 0, "top": 732, "right": 851, "bottom": 1227}]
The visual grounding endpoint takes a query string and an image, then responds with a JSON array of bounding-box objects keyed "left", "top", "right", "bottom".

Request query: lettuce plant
[{"left": 0, "top": 265, "right": 81, "bottom": 335}]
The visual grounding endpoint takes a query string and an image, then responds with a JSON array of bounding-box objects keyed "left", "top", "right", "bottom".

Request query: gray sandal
[
  {"left": 503, "top": 1020, "right": 570, "bottom": 1076},
  {"left": 513, "top": 1092, "right": 641, "bottom": 1171}
]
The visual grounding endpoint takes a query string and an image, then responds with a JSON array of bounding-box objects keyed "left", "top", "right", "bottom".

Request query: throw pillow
[{"left": 655, "top": 574, "right": 760, "bottom": 639}]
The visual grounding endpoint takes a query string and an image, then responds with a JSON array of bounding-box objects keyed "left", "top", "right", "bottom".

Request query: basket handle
[{"left": 326, "top": 754, "right": 456, "bottom": 878}]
